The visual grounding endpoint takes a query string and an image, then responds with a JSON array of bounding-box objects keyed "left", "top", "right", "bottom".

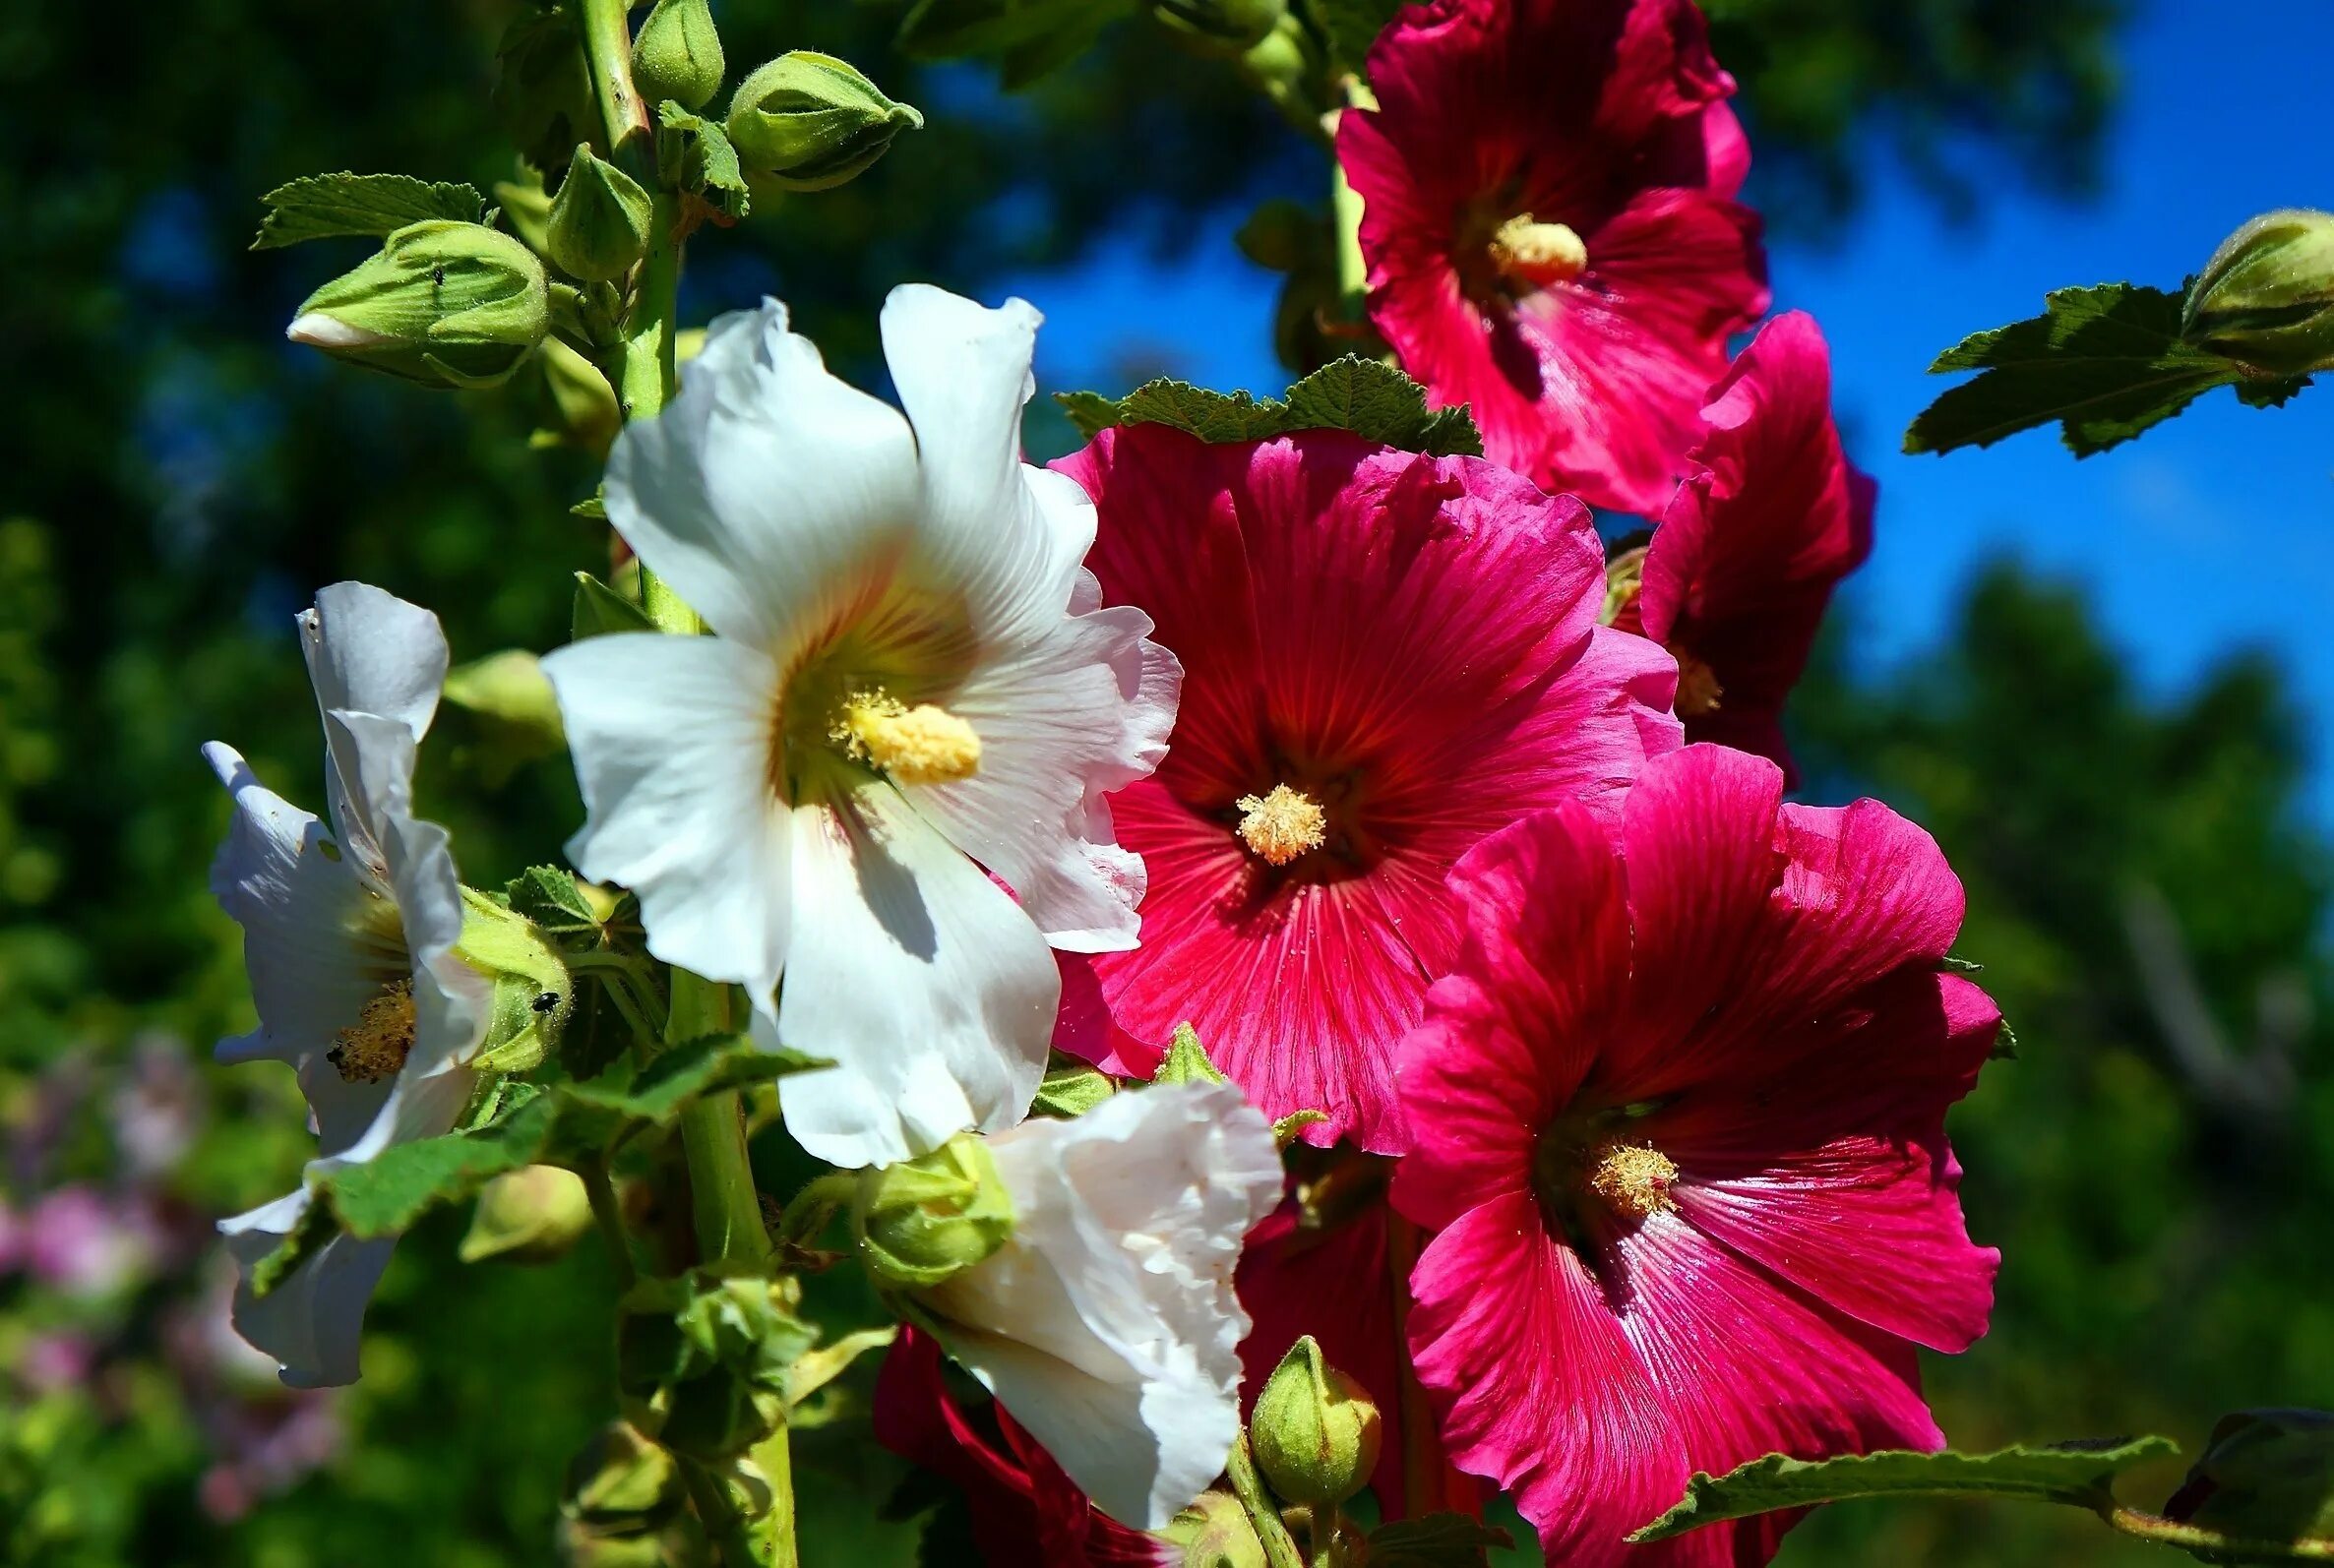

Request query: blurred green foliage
[{"left": 13, "top": 0, "right": 2321, "bottom": 1564}]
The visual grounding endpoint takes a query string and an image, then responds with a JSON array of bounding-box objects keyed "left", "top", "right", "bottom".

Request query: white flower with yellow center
[
  {"left": 205, "top": 582, "right": 490, "bottom": 1387},
  {"left": 541, "top": 285, "right": 1179, "bottom": 1169}
]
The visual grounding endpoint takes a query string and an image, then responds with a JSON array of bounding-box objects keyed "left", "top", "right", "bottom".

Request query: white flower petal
[
  {"left": 381, "top": 809, "right": 489, "bottom": 1078},
  {"left": 605, "top": 299, "right": 919, "bottom": 651},
  {"left": 773, "top": 780, "right": 1059, "bottom": 1168},
  {"left": 203, "top": 742, "right": 399, "bottom": 1067},
  {"left": 220, "top": 1188, "right": 395, "bottom": 1389},
  {"left": 543, "top": 631, "right": 794, "bottom": 1007},
  {"left": 926, "top": 1083, "right": 1284, "bottom": 1528},
  {"left": 301, "top": 584, "right": 446, "bottom": 861},
  {"left": 316, "top": 708, "right": 420, "bottom": 884},
  {"left": 906, "top": 604, "right": 1180, "bottom": 949}
]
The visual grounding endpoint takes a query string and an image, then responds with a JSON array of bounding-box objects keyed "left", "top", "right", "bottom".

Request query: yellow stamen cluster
[
  {"left": 1588, "top": 1141, "right": 1679, "bottom": 1221},
  {"left": 328, "top": 980, "right": 417, "bottom": 1084},
  {"left": 1236, "top": 784, "right": 1327, "bottom": 867},
  {"left": 1672, "top": 648, "right": 1724, "bottom": 719},
  {"left": 832, "top": 689, "right": 983, "bottom": 785},
  {"left": 1490, "top": 214, "right": 1589, "bottom": 287}
]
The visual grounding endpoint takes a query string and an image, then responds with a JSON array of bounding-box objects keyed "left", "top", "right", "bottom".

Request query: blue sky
[{"left": 1004, "top": 0, "right": 2334, "bottom": 821}]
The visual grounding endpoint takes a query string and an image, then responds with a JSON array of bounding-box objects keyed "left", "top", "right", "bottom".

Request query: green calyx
[
  {"left": 2182, "top": 208, "right": 2334, "bottom": 377},
  {"left": 1249, "top": 1335, "right": 1382, "bottom": 1509},
  {"left": 461, "top": 1164, "right": 593, "bottom": 1264},
  {"left": 456, "top": 884, "right": 575, "bottom": 1073},
  {"left": 1163, "top": 1490, "right": 1268, "bottom": 1568},
  {"left": 852, "top": 1134, "right": 1014, "bottom": 1291},
  {"left": 547, "top": 145, "right": 653, "bottom": 282},
  {"left": 632, "top": 0, "right": 726, "bottom": 112},
  {"left": 287, "top": 219, "right": 549, "bottom": 389},
  {"left": 2166, "top": 1408, "right": 2334, "bottom": 1547},
  {"left": 724, "top": 52, "right": 923, "bottom": 192}
]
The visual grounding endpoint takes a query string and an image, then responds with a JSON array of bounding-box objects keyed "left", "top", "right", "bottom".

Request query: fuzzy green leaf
[
  {"left": 252, "top": 172, "right": 488, "bottom": 250},
  {"left": 1629, "top": 1438, "right": 2180, "bottom": 1542},
  {"left": 1905, "top": 284, "right": 2242, "bottom": 458},
  {"left": 2236, "top": 373, "right": 2312, "bottom": 408},
  {"left": 1032, "top": 1058, "right": 1117, "bottom": 1117},
  {"left": 573, "top": 571, "right": 655, "bottom": 639},
  {"left": 655, "top": 102, "right": 750, "bottom": 221},
  {"left": 1152, "top": 1021, "right": 1228, "bottom": 1086},
  {"left": 504, "top": 865, "right": 601, "bottom": 942},
  {"left": 1365, "top": 1513, "right": 1513, "bottom": 1567},
  {"left": 1057, "top": 357, "right": 1482, "bottom": 456}
]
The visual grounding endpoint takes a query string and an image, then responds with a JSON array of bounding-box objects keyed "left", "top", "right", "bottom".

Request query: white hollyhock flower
[
  {"left": 540, "top": 285, "right": 1179, "bottom": 1169},
  {"left": 206, "top": 582, "right": 490, "bottom": 1387},
  {"left": 919, "top": 1082, "right": 1284, "bottom": 1530}
]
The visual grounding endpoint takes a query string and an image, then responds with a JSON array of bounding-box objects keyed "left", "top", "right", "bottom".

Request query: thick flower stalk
[
  {"left": 1338, "top": 0, "right": 1769, "bottom": 513},
  {"left": 205, "top": 583, "right": 490, "bottom": 1386},
  {"left": 1058, "top": 424, "right": 1677, "bottom": 1151},
  {"left": 542, "top": 285, "right": 1180, "bottom": 1169},
  {"left": 1394, "top": 745, "right": 2001, "bottom": 1564}
]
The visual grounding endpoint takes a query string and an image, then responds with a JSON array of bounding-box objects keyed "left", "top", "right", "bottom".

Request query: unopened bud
[
  {"left": 548, "top": 146, "right": 653, "bottom": 282},
  {"left": 561, "top": 1421, "right": 683, "bottom": 1531},
  {"left": 2164, "top": 1409, "right": 2334, "bottom": 1548},
  {"left": 537, "top": 337, "right": 622, "bottom": 454},
  {"left": 455, "top": 885, "right": 575, "bottom": 1073},
  {"left": 2182, "top": 209, "right": 2334, "bottom": 377},
  {"left": 286, "top": 221, "right": 548, "bottom": 390},
  {"left": 725, "top": 52, "right": 923, "bottom": 192},
  {"left": 633, "top": 0, "right": 726, "bottom": 112},
  {"left": 1152, "top": 0, "right": 1285, "bottom": 50},
  {"left": 853, "top": 1135, "right": 1013, "bottom": 1291},
  {"left": 1250, "top": 1336, "right": 1381, "bottom": 1508},
  {"left": 1165, "top": 1490, "right": 1268, "bottom": 1568},
  {"left": 461, "top": 1165, "right": 593, "bottom": 1264}
]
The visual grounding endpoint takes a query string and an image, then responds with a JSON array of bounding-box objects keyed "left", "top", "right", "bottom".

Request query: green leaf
[
  {"left": 1056, "top": 357, "right": 1482, "bottom": 457},
  {"left": 2236, "top": 373, "right": 2312, "bottom": 408},
  {"left": 1153, "top": 1021, "right": 1228, "bottom": 1086},
  {"left": 1904, "top": 283, "right": 2242, "bottom": 458},
  {"left": 1309, "top": 0, "right": 1405, "bottom": 78},
  {"left": 573, "top": 571, "right": 656, "bottom": 639},
  {"left": 655, "top": 102, "right": 750, "bottom": 221},
  {"left": 1629, "top": 1438, "right": 2180, "bottom": 1543},
  {"left": 1032, "top": 1057, "right": 1117, "bottom": 1117},
  {"left": 1364, "top": 1513, "right": 1514, "bottom": 1567},
  {"left": 504, "top": 865, "right": 601, "bottom": 941},
  {"left": 252, "top": 172, "right": 488, "bottom": 250}
]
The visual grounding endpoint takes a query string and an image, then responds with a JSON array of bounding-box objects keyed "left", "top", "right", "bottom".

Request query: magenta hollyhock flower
[
  {"left": 1618, "top": 311, "right": 1874, "bottom": 782},
  {"left": 874, "top": 1328, "right": 1173, "bottom": 1567},
  {"left": 1057, "top": 425, "right": 1678, "bottom": 1151},
  {"left": 1338, "top": 0, "right": 1769, "bottom": 514},
  {"left": 1395, "top": 745, "right": 1999, "bottom": 1565}
]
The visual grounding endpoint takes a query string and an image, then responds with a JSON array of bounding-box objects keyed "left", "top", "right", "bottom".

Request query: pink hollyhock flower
[
  {"left": 1058, "top": 425, "right": 1678, "bottom": 1151},
  {"left": 875, "top": 1328, "right": 1173, "bottom": 1566},
  {"left": 1395, "top": 745, "right": 1999, "bottom": 1565},
  {"left": 1338, "top": 0, "right": 1769, "bottom": 514},
  {"left": 1615, "top": 312, "right": 1874, "bottom": 782}
]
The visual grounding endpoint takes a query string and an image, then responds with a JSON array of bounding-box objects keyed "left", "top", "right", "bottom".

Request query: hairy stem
[
  {"left": 577, "top": 0, "right": 652, "bottom": 163},
  {"left": 581, "top": 1158, "right": 636, "bottom": 1292},
  {"left": 1227, "top": 1432, "right": 1308, "bottom": 1568},
  {"left": 2105, "top": 1506, "right": 2334, "bottom": 1559},
  {"left": 667, "top": 972, "right": 769, "bottom": 1269},
  {"left": 749, "top": 1424, "right": 800, "bottom": 1568}
]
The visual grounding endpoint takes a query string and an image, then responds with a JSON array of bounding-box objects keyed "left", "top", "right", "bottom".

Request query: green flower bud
[
  {"left": 1152, "top": 0, "right": 1284, "bottom": 51},
  {"left": 1164, "top": 1490, "right": 1268, "bottom": 1568},
  {"left": 725, "top": 52, "right": 924, "bottom": 192},
  {"left": 2181, "top": 209, "right": 2334, "bottom": 376},
  {"left": 461, "top": 1165, "right": 594, "bottom": 1264},
  {"left": 853, "top": 1135, "right": 1014, "bottom": 1291},
  {"left": 555, "top": 1520, "right": 669, "bottom": 1568},
  {"left": 455, "top": 884, "right": 575, "bottom": 1074},
  {"left": 633, "top": 0, "right": 726, "bottom": 112},
  {"left": 548, "top": 146, "right": 653, "bottom": 283},
  {"left": 537, "top": 337, "right": 623, "bottom": 455},
  {"left": 1249, "top": 1336, "right": 1381, "bottom": 1508},
  {"left": 493, "top": 9, "right": 600, "bottom": 177},
  {"left": 2164, "top": 1409, "right": 2334, "bottom": 1548},
  {"left": 561, "top": 1421, "right": 683, "bottom": 1532},
  {"left": 287, "top": 220, "right": 549, "bottom": 390}
]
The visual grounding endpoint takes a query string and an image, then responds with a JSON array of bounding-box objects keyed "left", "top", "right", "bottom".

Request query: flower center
[
  {"left": 1671, "top": 647, "right": 1723, "bottom": 718},
  {"left": 1586, "top": 1140, "right": 1679, "bottom": 1221},
  {"left": 1601, "top": 544, "right": 1647, "bottom": 630},
  {"left": 829, "top": 687, "right": 982, "bottom": 786},
  {"left": 1490, "top": 214, "right": 1589, "bottom": 287},
  {"left": 328, "top": 979, "right": 416, "bottom": 1084},
  {"left": 1236, "top": 784, "right": 1327, "bottom": 867}
]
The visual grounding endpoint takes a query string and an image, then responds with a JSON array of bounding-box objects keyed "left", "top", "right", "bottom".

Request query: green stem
[
  {"left": 748, "top": 1425, "right": 800, "bottom": 1568},
  {"left": 668, "top": 972, "right": 770, "bottom": 1270},
  {"left": 581, "top": 1158, "right": 637, "bottom": 1292},
  {"left": 1227, "top": 1433, "right": 1307, "bottom": 1568},
  {"left": 577, "top": 0, "right": 653, "bottom": 164},
  {"left": 2104, "top": 1507, "right": 2334, "bottom": 1559},
  {"left": 680, "top": 1458, "right": 765, "bottom": 1567},
  {"left": 1330, "top": 158, "right": 1367, "bottom": 321}
]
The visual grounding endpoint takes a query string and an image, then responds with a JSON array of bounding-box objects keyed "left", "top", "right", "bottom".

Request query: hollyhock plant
[
  {"left": 1058, "top": 424, "right": 1677, "bottom": 1151},
  {"left": 910, "top": 1082, "right": 1284, "bottom": 1530},
  {"left": 206, "top": 583, "right": 490, "bottom": 1386},
  {"left": 1337, "top": 0, "right": 1769, "bottom": 513},
  {"left": 543, "top": 285, "right": 1178, "bottom": 1170},
  {"left": 1395, "top": 745, "right": 2000, "bottom": 1564},
  {"left": 1612, "top": 311, "right": 1875, "bottom": 780}
]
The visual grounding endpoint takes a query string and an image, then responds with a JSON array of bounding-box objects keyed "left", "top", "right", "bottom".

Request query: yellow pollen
[
  {"left": 1236, "top": 784, "right": 1326, "bottom": 867},
  {"left": 328, "top": 980, "right": 416, "bottom": 1084},
  {"left": 832, "top": 689, "right": 982, "bottom": 785},
  {"left": 1588, "top": 1141, "right": 1679, "bottom": 1221},
  {"left": 1601, "top": 545, "right": 1647, "bottom": 628},
  {"left": 1672, "top": 647, "right": 1724, "bottom": 719},
  {"left": 1490, "top": 214, "right": 1589, "bottom": 286}
]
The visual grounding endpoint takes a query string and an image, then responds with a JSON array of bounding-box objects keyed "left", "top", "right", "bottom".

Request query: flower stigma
[
  {"left": 1588, "top": 1141, "right": 1679, "bottom": 1221},
  {"left": 1490, "top": 214, "right": 1589, "bottom": 287},
  {"left": 1236, "top": 784, "right": 1327, "bottom": 867},
  {"left": 1672, "top": 648, "right": 1724, "bottom": 718},
  {"left": 831, "top": 687, "right": 982, "bottom": 786},
  {"left": 328, "top": 979, "right": 417, "bottom": 1084}
]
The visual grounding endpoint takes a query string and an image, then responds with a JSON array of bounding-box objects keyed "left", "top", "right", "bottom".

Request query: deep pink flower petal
[{"left": 1407, "top": 1193, "right": 1684, "bottom": 1568}]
